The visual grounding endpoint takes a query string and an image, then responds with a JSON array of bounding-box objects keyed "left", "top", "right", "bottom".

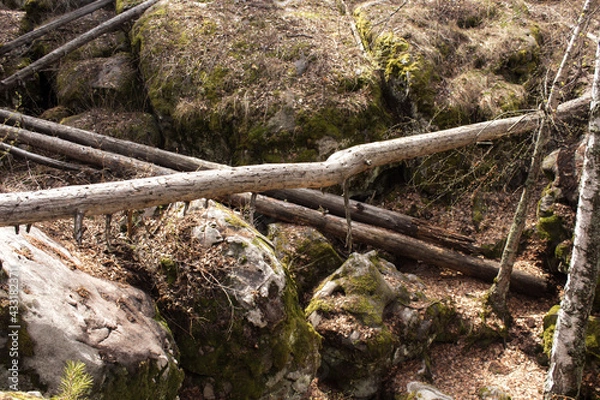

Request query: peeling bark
[
  {"left": 544, "top": 36, "right": 600, "bottom": 400},
  {"left": 487, "top": 0, "right": 594, "bottom": 325}
]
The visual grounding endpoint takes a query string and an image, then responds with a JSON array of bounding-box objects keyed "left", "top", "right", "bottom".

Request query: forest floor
[{"left": 2, "top": 156, "right": 599, "bottom": 400}]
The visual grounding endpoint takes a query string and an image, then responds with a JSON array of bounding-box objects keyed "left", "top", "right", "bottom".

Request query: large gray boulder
[
  {"left": 306, "top": 252, "right": 462, "bottom": 398},
  {"left": 0, "top": 227, "right": 183, "bottom": 399},
  {"left": 151, "top": 200, "right": 321, "bottom": 400}
]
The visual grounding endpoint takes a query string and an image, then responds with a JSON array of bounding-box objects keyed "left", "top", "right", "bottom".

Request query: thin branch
[
  {"left": 0, "top": 0, "right": 113, "bottom": 56},
  {"left": 0, "top": 0, "right": 160, "bottom": 91},
  {"left": 0, "top": 142, "right": 93, "bottom": 172}
]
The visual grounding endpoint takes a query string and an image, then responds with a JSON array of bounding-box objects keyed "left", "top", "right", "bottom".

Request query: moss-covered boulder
[
  {"left": 543, "top": 305, "right": 600, "bottom": 364},
  {"left": 268, "top": 223, "right": 344, "bottom": 303},
  {"left": 55, "top": 53, "right": 141, "bottom": 112},
  {"left": 536, "top": 143, "right": 583, "bottom": 274},
  {"left": 150, "top": 200, "right": 321, "bottom": 399},
  {"left": 131, "top": 0, "right": 389, "bottom": 164},
  {"left": 0, "top": 227, "right": 183, "bottom": 399},
  {"left": 61, "top": 108, "right": 162, "bottom": 147},
  {"left": 352, "top": 0, "right": 546, "bottom": 127},
  {"left": 306, "top": 251, "right": 460, "bottom": 398}
]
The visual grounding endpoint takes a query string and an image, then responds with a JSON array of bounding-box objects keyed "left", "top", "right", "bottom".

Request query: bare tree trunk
[
  {"left": 544, "top": 35, "right": 600, "bottom": 400},
  {"left": 0, "top": 0, "right": 159, "bottom": 91},
  {"left": 0, "top": 99, "right": 590, "bottom": 227},
  {"left": 486, "top": 0, "right": 593, "bottom": 326},
  {"left": 0, "top": 0, "right": 113, "bottom": 56},
  {"left": 229, "top": 193, "right": 549, "bottom": 297}
]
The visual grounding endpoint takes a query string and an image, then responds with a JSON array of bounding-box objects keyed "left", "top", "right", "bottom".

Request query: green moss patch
[
  {"left": 352, "top": 0, "right": 550, "bottom": 127},
  {"left": 543, "top": 305, "right": 600, "bottom": 363}
]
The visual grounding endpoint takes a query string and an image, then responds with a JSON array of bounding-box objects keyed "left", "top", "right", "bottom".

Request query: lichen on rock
[
  {"left": 0, "top": 227, "right": 183, "bottom": 399},
  {"left": 146, "top": 200, "right": 321, "bottom": 399},
  {"left": 306, "top": 251, "right": 460, "bottom": 398}
]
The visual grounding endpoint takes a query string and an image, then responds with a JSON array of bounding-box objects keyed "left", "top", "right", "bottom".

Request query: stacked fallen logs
[{"left": 1, "top": 104, "right": 587, "bottom": 296}]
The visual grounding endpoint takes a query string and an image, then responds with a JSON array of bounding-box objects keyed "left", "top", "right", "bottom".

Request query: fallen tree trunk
[
  {"left": 0, "top": 93, "right": 591, "bottom": 170},
  {"left": 0, "top": 108, "right": 223, "bottom": 171},
  {"left": 0, "top": 94, "right": 592, "bottom": 227},
  {"left": 0, "top": 0, "right": 159, "bottom": 91},
  {"left": 0, "top": 124, "right": 170, "bottom": 176},
  {"left": 0, "top": 0, "right": 113, "bottom": 56},
  {"left": 230, "top": 193, "right": 549, "bottom": 297},
  {"left": 0, "top": 111, "right": 481, "bottom": 254},
  {"left": 0, "top": 116, "right": 549, "bottom": 296},
  {"left": 266, "top": 188, "right": 479, "bottom": 254}
]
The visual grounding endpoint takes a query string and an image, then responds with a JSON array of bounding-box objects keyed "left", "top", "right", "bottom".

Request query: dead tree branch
[
  {"left": 0, "top": 142, "right": 93, "bottom": 171},
  {"left": 0, "top": 124, "right": 170, "bottom": 175},
  {"left": 0, "top": 0, "right": 159, "bottom": 91},
  {"left": 0, "top": 0, "right": 113, "bottom": 56},
  {"left": 0, "top": 94, "right": 591, "bottom": 227},
  {"left": 229, "top": 193, "right": 549, "bottom": 297}
]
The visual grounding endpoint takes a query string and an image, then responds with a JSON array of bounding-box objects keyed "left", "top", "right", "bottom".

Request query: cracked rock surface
[{"left": 0, "top": 227, "right": 183, "bottom": 399}]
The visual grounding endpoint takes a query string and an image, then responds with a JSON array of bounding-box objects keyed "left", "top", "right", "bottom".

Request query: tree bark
[
  {"left": 0, "top": 0, "right": 113, "bottom": 56},
  {"left": 0, "top": 124, "right": 171, "bottom": 176},
  {"left": 0, "top": 95, "right": 593, "bottom": 227},
  {"left": 229, "top": 193, "right": 549, "bottom": 297},
  {"left": 266, "top": 188, "right": 480, "bottom": 254},
  {"left": 544, "top": 35, "right": 600, "bottom": 400},
  {"left": 487, "top": 0, "right": 593, "bottom": 325},
  {"left": 0, "top": 0, "right": 160, "bottom": 91}
]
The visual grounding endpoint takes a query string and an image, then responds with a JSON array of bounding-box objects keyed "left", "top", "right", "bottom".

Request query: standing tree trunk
[
  {"left": 485, "top": 0, "right": 593, "bottom": 327},
  {"left": 544, "top": 35, "right": 600, "bottom": 400}
]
